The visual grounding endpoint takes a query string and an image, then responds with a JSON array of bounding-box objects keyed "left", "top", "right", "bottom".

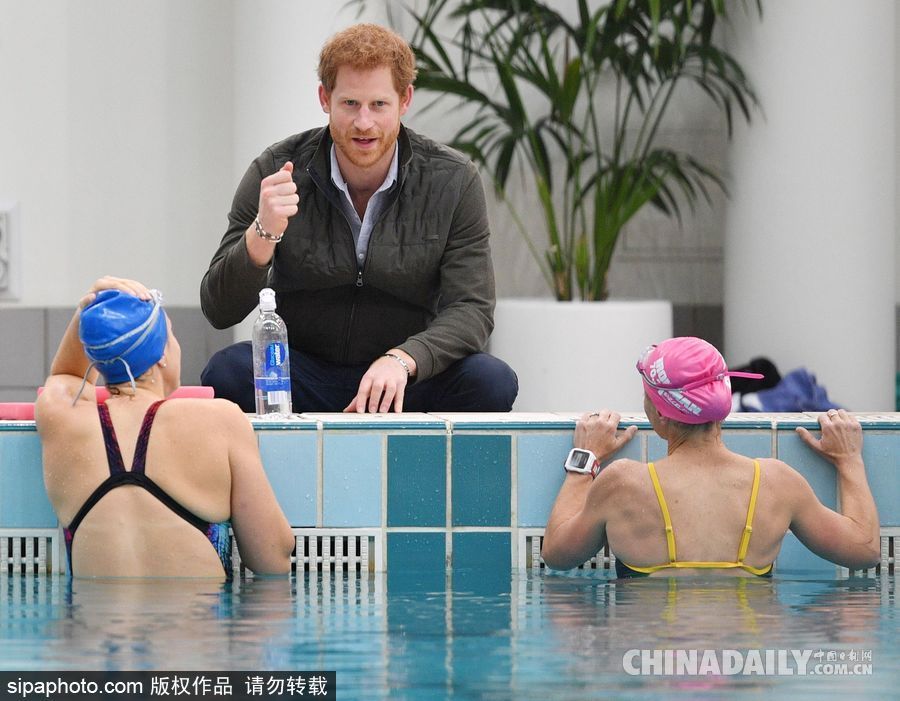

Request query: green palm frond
[{"left": 389, "top": 0, "right": 760, "bottom": 300}]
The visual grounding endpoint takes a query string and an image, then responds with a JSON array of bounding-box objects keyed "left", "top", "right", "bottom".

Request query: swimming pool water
[{"left": 0, "top": 570, "right": 896, "bottom": 700}]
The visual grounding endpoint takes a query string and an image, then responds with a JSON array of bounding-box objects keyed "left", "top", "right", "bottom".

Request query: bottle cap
[{"left": 259, "top": 287, "right": 277, "bottom": 312}]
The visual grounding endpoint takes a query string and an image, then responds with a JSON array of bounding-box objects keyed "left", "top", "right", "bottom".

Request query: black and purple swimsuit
[{"left": 63, "top": 400, "right": 232, "bottom": 578}]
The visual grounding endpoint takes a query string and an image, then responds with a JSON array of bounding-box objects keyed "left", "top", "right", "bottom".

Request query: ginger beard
[{"left": 329, "top": 118, "right": 399, "bottom": 171}]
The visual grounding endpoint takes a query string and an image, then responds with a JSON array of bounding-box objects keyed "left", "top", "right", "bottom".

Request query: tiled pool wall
[{"left": 1, "top": 412, "right": 898, "bottom": 576}]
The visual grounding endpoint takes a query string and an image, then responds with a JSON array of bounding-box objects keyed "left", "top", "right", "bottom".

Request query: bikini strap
[
  {"left": 647, "top": 462, "right": 677, "bottom": 564},
  {"left": 736, "top": 460, "right": 761, "bottom": 564}
]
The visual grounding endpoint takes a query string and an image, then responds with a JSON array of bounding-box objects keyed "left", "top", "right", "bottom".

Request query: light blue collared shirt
[{"left": 329, "top": 144, "right": 399, "bottom": 266}]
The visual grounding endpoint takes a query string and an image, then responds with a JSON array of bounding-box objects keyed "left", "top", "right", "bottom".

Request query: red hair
[{"left": 318, "top": 23, "right": 417, "bottom": 95}]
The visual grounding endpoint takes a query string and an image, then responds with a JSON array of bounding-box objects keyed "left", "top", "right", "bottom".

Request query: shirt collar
[{"left": 329, "top": 143, "right": 398, "bottom": 197}]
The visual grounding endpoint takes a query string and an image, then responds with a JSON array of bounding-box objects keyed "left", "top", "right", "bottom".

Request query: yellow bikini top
[{"left": 620, "top": 460, "right": 773, "bottom": 576}]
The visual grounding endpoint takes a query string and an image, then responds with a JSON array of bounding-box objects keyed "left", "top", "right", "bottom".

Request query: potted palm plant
[
  {"left": 404, "top": 0, "right": 758, "bottom": 301},
  {"left": 369, "top": 0, "right": 761, "bottom": 408}
]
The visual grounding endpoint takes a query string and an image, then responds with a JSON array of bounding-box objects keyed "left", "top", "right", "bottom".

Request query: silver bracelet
[
  {"left": 383, "top": 353, "right": 410, "bottom": 376},
  {"left": 254, "top": 215, "right": 284, "bottom": 243}
]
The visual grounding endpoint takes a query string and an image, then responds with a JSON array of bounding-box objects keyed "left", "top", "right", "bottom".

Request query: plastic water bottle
[{"left": 251, "top": 288, "right": 292, "bottom": 416}]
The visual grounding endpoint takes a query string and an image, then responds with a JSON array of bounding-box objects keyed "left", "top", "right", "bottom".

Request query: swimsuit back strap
[
  {"left": 124, "top": 472, "right": 211, "bottom": 534},
  {"left": 622, "top": 560, "right": 773, "bottom": 575},
  {"left": 97, "top": 402, "right": 126, "bottom": 475},
  {"left": 736, "top": 460, "right": 761, "bottom": 564},
  {"left": 131, "top": 400, "right": 166, "bottom": 474},
  {"left": 96, "top": 400, "right": 166, "bottom": 475},
  {"left": 620, "top": 562, "right": 675, "bottom": 575},
  {"left": 67, "top": 471, "right": 210, "bottom": 537},
  {"left": 647, "top": 462, "right": 677, "bottom": 564},
  {"left": 618, "top": 460, "right": 773, "bottom": 577}
]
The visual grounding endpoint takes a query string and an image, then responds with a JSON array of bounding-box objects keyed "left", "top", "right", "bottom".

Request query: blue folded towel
[{"left": 740, "top": 368, "right": 842, "bottom": 412}]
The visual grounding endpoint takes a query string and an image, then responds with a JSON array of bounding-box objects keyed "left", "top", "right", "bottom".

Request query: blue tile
[
  {"left": 387, "top": 532, "right": 446, "bottom": 572},
  {"left": 451, "top": 534, "right": 511, "bottom": 627},
  {"left": 386, "top": 566, "right": 446, "bottom": 597},
  {"left": 452, "top": 532, "right": 511, "bottom": 571},
  {"left": 385, "top": 562, "right": 447, "bottom": 688},
  {"left": 257, "top": 431, "right": 317, "bottom": 526},
  {"left": 648, "top": 433, "right": 668, "bottom": 462},
  {"left": 860, "top": 432, "right": 900, "bottom": 526},
  {"left": 722, "top": 431, "right": 773, "bottom": 459},
  {"left": 517, "top": 434, "right": 571, "bottom": 527},
  {"left": 776, "top": 532, "right": 836, "bottom": 574},
  {"left": 323, "top": 433, "right": 381, "bottom": 527},
  {"left": 608, "top": 430, "right": 644, "bottom": 463},
  {"left": 387, "top": 436, "right": 446, "bottom": 527},
  {"left": 649, "top": 430, "right": 773, "bottom": 462},
  {"left": 306, "top": 413, "right": 446, "bottom": 431},
  {"left": 0, "top": 432, "right": 56, "bottom": 527},
  {"left": 452, "top": 435, "right": 510, "bottom": 526},
  {"left": 517, "top": 431, "right": 643, "bottom": 527},
  {"left": 774, "top": 430, "right": 838, "bottom": 572},
  {"left": 776, "top": 431, "right": 837, "bottom": 508},
  {"left": 251, "top": 420, "right": 318, "bottom": 431}
]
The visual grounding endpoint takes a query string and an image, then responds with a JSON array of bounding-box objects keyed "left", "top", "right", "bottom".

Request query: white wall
[
  {"left": 724, "top": 0, "right": 895, "bottom": 410},
  {"left": 0, "top": 1, "right": 368, "bottom": 307},
  {"left": 231, "top": 1, "right": 377, "bottom": 179},
  {"left": 0, "top": 1, "right": 233, "bottom": 306},
  {"left": 0, "top": 3, "right": 71, "bottom": 305},
  {"left": 897, "top": 2, "right": 900, "bottom": 306},
  {"left": 0, "top": 1, "right": 897, "bottom": 314}
]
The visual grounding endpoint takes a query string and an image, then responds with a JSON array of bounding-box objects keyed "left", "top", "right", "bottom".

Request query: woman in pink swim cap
[{"left": 542, "top": 336, "right": 880, "bottom": 577}]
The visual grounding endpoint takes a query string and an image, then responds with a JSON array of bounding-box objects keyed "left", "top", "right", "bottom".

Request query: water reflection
[
  {"left": 50, "top": 578, "right": 296, "bottom": 670},
  {"left": 0, "top": 571, "right": 894, "bottom": 700},
  {"left": 384, "top": 567, "right": 513, "bottom": 698},
  {"left": 518, "top": 571, "right": 895, "bottom": 699}
]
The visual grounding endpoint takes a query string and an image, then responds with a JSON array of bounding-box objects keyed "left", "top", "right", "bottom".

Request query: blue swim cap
[{"left": 79, "top": 289, "right": 168, "bottom": 385}]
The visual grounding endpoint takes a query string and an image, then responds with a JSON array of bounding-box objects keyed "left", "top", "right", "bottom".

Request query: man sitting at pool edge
[
  {"left": 541, "top": 337, "right": 880, "bottom": 576},
  {"left": 199, "top": 23, "right": 518, "bottom": 414}
]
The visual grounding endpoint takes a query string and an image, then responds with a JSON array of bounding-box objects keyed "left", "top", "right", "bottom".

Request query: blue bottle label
[
  {"left": 265, "top": 341, "right": 288, "bottom": 373},
  {"left": 255, "top": 342, "right": 290, "bottom": 393},
  {"left": 255, "top": 376, "right": 291, "bottom": 392}
]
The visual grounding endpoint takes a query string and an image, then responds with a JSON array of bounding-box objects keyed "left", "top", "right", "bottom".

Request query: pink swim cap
[{"left": 636, "top": 337, "right": 764, "bottom": 424}]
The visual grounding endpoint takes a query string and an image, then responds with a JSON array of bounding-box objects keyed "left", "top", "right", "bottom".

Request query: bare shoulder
[
  {"left": 757, "top": 457, "right": 810, "bottom": 497},
  {"left": 182, "top": 397, "right": 249, "bottom": 420},
  {"left": 161, "top": 398, "right": 254, "bottom": 436},
  {"left": 592, "top": 458, "right": 645, "bottom": 494},
  {"left": 758, "top": 457, "right": 802, "bottom": 480},
  {"left": 34, "top": 376, "right": 97, "bottom": 435}
]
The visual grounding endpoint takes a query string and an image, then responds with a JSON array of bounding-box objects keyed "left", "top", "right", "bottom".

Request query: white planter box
[{"left": 489, "top": 299, "right": 673, "bottom": 412}]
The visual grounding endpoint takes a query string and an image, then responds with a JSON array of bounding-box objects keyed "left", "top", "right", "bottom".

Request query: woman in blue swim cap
[
  {"left": 36, "top": 276, "right": 295, "bottom": 579},
  {"left": 77, "top": 282, "right": 172, "bottom": 396}
]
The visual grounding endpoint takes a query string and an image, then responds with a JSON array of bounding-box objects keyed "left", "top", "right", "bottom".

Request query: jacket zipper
[
  {"left": 307, "top": 165, "right": 362, "bottom": 364},
  {"left": 344, "top": 187, "right": 403, "bottom": 361},
  {"left": 343, "top": 270, "right": 363, "bottom": 364},
  {"left": 307, "top": 159, "right": 403, "bottom": 364}
]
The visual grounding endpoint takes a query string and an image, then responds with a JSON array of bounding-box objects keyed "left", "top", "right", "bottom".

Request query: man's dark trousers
[{"left": 201, "top": 342, "right": 518, "bottom": 412}]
